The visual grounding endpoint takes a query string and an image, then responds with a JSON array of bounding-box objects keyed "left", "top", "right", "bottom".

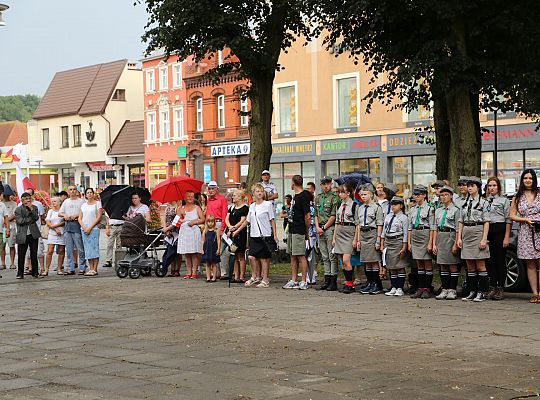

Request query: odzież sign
[{"left": 210, "top": 142, "right": 250, "bottom": 157}]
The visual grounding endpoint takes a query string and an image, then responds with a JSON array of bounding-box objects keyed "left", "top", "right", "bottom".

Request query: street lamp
[{"left": 0, "top": 4, "right": 9, "bottom": 26}]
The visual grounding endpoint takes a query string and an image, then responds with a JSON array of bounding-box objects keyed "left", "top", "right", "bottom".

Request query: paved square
[{"left": 0, "top": 267, "right": 539, "bottom": 399}]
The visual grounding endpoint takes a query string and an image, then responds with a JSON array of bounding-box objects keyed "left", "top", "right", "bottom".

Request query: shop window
[
  {"left": 146, "top": 70, "right": 155, "bottom": 92},
  {"left": 147, "top": 112, "right": 156, "bottom": 141},
  {"left": 61, "top": 168, "right": 75, "bottom": 189},
  {"left": 324, "top": 160, "right": 339, "bottom": 177},
  {"left": 369, "top": 158, "right": 381, "bottom": 177},
  {"left": 73, "top": 125, "right": 81, "bottom": 147},
  {"left": 98, "top": 171, "right": 116, "bottom": 187},
  {"left": 412, "top": 155, "right": 436, "bottom": 191},
  {"left": 196, "top": 98, "right": 203, "bottom": 131},
  {"left": 240, "top": 95, "right": 249, "bottom": 127},
  {"left": 160, "top": 109, "right": 170, "bottom": 140},
  {"left": 172, "top": 63, "right": 182, "bottom": 88},
  {"left": 173, "top": 107, "right": 184, "bottom": 139},
  {"left": 276, "top": 83, "right": 297, "bottom": 134},
  {"left": 498, "top": 150, "right": 523, "bottom": 171},
  {"left": 61, "top": 126, "right": 69, "bottom": 148},
  {"left": 334, "top": 74, "right": 359, "bottom": 131},
  {"left": 159, "top": 66, "right": 168, "bottom": 91},
  {"left": 217, "top": 94, "right": 225, "bottom": 129},
  {"left": 340, "top": 159, "right": 368, "bottom": 175},
  {"left": 526, "top": 149, "right": 540, "bottom": 169},
  {"left": 42, "top": 128, "right": 49, "bottom": 150},
  {"left": 391, "top": 156, "right": 412, "bottom": 196}
]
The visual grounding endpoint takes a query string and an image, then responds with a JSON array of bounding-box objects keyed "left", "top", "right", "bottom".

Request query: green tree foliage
[
  {"left": 141, "top": 0, "right": 313, "bottom": 187},
  {"left": 316, "top": 0, "right": 540, "bottom": 183},
  {"left": 0, "top": 95, "right": 41, "bottom": 122}
]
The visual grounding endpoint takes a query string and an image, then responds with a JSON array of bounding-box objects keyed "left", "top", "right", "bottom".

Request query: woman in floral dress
[{"left": 510, "top": 169, "right": 540, "bottom": 303}]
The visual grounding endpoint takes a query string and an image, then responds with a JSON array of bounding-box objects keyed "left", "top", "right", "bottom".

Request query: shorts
[
  {"left": 7, "top": 227, "right": 16, "bottom": 247},
  {"left": 0, "top": 233, "right": 4, "bottom": 257},
  {"left": 287, "top": 233, "right": 306, "bottom": 257}
]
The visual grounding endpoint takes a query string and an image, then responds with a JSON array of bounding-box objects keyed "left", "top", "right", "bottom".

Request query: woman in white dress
[
  {"left": 43, "top": 197, "right": 65, "bottom": 276},
  {"left": 177, "top": 190, "right": 205, "bottom": 278}
]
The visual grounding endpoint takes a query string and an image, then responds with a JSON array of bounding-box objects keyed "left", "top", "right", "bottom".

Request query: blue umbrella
[{"left": 334, "top": 173, "right": 372, "bottom": 190}]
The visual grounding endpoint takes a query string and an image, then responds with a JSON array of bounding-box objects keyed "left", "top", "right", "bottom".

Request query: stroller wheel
[
  {"left": 155, "top": 263, "right": 167, "bottom": 278},
  {"left": 128, "top": 268, "right": 141, "bottom": 279},
  {"left": 141, "top": 269, "right": 151, "bottom": 277},
  {"left": 116, "top": 266, "right": 128, "bottom": 279}
]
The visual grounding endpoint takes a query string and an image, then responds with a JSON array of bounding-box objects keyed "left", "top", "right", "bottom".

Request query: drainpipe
[{"left": 101, "top": 114, "right": 112, "bottom": 151}]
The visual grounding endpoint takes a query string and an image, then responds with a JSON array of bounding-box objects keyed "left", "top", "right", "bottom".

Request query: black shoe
[
  {"left": 65, "top": 271, "right": 75, "bottom": 275},
  {"left": 16, "top": 275, "right": 23, "bottom": 279},
  {"left": 326, "top": 275, "right": 338, "bottom": 291},
  {"left": 317, "top": 275, "right": 331, "bottom": 291},
  {"left": 369, "top": 283, "right": 382, "bottom": 295},
  {"left": 342, "top": 284, "right": 355, "bottom": 294},
  {"left": 102, "top": 262, "right": 112, "bottom": 268},
  {"left": 219, "top": 276, "right": 229, "bottom": 280},
  {"left": 32, "top": 274, "right": 39, "bottom": 278},
  {"left": 359, "top": 282, "right": 372, "bottom": 294}
]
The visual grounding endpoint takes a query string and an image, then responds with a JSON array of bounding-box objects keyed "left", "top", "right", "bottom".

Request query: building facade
[{"left": 28, "top": 60, "right": 143, "bottom": 190}]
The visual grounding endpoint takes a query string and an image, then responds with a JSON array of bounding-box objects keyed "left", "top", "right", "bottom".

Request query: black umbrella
[
  {"left": 334, "top": 173, "right": 372, "bottom": 190},
  {"left": 100, "top": 185, "right": 151, "bottom": 220}
]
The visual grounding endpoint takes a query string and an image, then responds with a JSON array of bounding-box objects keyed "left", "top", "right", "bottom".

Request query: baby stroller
[{"left": 115, "top": 214, "right": 168, "bottom": 279}]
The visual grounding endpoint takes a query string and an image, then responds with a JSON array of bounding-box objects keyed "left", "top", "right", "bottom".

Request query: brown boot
[
  {"left": 492, "top": 287, "right": 504, "bottom": 301},
  {"left": 485, "top": 286, "right": 496, "bottom": 300}
]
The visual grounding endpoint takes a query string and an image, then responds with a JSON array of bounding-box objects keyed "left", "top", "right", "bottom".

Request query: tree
[
  {"left": 141, "top": 0, "right": 313, "bottom": 187},
  {"left": 0, "top": 95, "right": 41, "bottom": 122},
  {"left": 317, "top": 0, "right": 540, "bottom": 183}
]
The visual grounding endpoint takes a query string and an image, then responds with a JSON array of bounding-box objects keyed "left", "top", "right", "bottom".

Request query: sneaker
[
  {"left": 385, "top": 287, "right": 397, "bottom": 296},
  {"left": 342, "top": 284, "right": 355, "bottom": 294},
  {"left": 446, "top": 289, "right": 458, "bottom": 300},
  {"left": 359, "top": 283, "right": 372, "bottom": 294},
  {"left": 298, "top": 281, "right": 309, "bottom": 290},
  {"left": 369, "top": 283, "right": 382, "bottom": 295},
  {"left": 462, "top": 291, "right": 477, "bottom": 301},
  {"left": 101, "top": 262, "right": 112, "bottom": 268},
  {"left": 473, "top": 292, "right": 486, "bottom": 302},
  {"left": 435, "top": 289, "right": 449, "bottom": 300},
  {"left": 282, "top": 280, "right": 299, "bottom": 289},
  {"left": 394, "top": 288, "right": 404, "bottom": 296},
  {"left": 420, "top": 289, "right": 431, "bottom": 299}
]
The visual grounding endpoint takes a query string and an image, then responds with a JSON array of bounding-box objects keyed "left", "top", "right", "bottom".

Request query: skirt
[
  {"left": 81, "top": 228, "right": 100, "bottom": 259},
  {"left": 411, "top": 229, "right": 431, "bottom": 260},
  {"left": 334, "top": 225, "right": 355, "bottom": 255},
  {"left": 177, "top": 224, "right": 202, "bottom": 254},
  {"left": 47, "top": 232, "right": 65, "bottom": 246},
  {"left": 436, "top": 231, "right": 460, "bottom": 265},
  {"left": 249, "top": 237, "right": 271, "bottom": 259},
  {"left": 384, "top": 236, "right": 410, "bottom": 270},
  {"left": 360, "top": 229, "right": 381, "bottom": 263},
  {"left": 461, "top": 225, "right": 490, "bottom": 260}
]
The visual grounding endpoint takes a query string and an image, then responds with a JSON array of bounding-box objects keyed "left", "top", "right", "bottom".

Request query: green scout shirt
[{"left": 315, "top": 191, "right": 339, "bottom": 227}]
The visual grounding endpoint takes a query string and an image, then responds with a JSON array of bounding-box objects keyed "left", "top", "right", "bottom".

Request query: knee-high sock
[
  {"left": 440, "top": 271, "right": 450, "bottom": 289},
  {"left": 478, "top": 271, "right": 489, "bottom": 292},
  {"left": 467, "top": 272, "right": 478, "bottom": 292},
  {"left": 417, "top": 269, "right": 426, "bottom": 289},
  {"left": 397, "top": 273, "right": 406, "bottom": 289},
  {"left": 372, "top": 265, "right": 381, "bottom": 287},
  {"left": 390, "top": 273, "right": 397, "bottom": 288},
  {"left": 344, "top": 269, "right": 354, "bottom": 284},
  {"left": 425, "top": 270, "right": 433, "bottom": 289},
  {"left": 450, "top": 272, "right": 459, "bottom": 290}
]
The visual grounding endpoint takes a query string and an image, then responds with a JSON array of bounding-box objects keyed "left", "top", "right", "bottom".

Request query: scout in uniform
[
  {"left": 314, "top": 176, "right": 340, "bottom": 291},
  {"left": 408, "top": 184, "right": 435, "bottom": 299},
  {"left": 454, "top": 176, "right": 470, "bottom": 210},
  {"left": 381, "top": 197, "right": 410, "bottom": 296},
  {"left": 332, "top": 182, "right": 358, "bottom": 294},
  {"left": 430, "top": 180, "right": 446, "bottom": 209},
  {"left": 431, "top": 186, "right": 461, "bottom": 300},
  {"left": 485, "top": 177, "right": 511, "bottom": 300},
  {"left": 354, "top": 183, "right": 384, "bottom": 294},
  {"left": 457, "top": 176, "right": 491, "bottom": 302}
]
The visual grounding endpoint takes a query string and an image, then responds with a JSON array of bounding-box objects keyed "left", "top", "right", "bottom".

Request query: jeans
[
  {"left": 18, "top": 234, "right": 38, "bottom": 277},
  {"left": 64, "top": 230, "right": 86, "bottom": 272},
  {"left": 319, "top": 226, "right": 338, "bottom": 275}
]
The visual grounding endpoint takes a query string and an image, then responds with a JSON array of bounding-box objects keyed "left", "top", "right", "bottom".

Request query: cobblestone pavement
[{"left": 0, "top": 240, "right": 539, "bottom": 399}]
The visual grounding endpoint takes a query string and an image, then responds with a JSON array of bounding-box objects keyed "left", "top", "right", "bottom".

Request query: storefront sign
[
  {"left": 177, "top": 146, "right": 187, "bottom": 158},
  {"left": 203, "top": 164, "right": 212, "bottom": 183},
  {"left": 387, "top": 133, "right": 432, "bottom": 150},
  {"left": 148, "top": 162, "right": 167, "bottom": 174},
  {"left": 87, "top": 162, "right": 114, "bottom": 172},
  {"left": 210, "top": 142, "right": 250, "bottom": 157},
  {"left": 321, "top": 136, "right": 381, "bottom": 154},
  {"left": 481, "top": 123, "right": 539, "bottom": 145},
  {"left": 272, "top": 141, "right": 316, "bottom": 156}
]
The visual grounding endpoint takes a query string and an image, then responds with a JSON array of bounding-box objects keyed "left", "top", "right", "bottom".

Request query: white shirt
[
  {"left": 3, "top": 200, "right": 16, "bottom": 229},
  {"left": 127, "top": 204, "right": 150, "bottom": 219},
  {"left": 0, "top": 202, "right": 7, "bottom": 226},
  {"left": 59, "top": 198, "right": 85, "bottom": 218},
  {"left": 46, "top": 209, "right": 64, "bottom": 236},
  {"left": 80, "top": 201, "right": 102, "bottom": 229},
  {"left": 247, "top": 201, "right": 274, "bottom": 237}
]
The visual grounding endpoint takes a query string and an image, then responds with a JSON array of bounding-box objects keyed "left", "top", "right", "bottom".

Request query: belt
[
  {"left": 438, "top": 227, "right": 455, "bottom": 232},
  {"left": 110, "top": 224, "right": 123, "bottom": 226},
  {"left": 360, "top": 226, "right": 376, "bottom": 232},
  {"left": 490, "top": 222, "right": 506, "bottom": 225},
  {"left": 463, "top": 222, "right": 484, "bottom": 226},
  {"left": 385, "top": 234, "right": 403, "bottom": 239},
  {"left": 413, "top": 226, "right": 429, "bottom": 230},
  {"left": 338, "top": 222, "right": 355, "bottom": 227}
]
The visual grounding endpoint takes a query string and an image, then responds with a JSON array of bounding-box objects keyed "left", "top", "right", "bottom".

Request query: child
[{"left": 201, "top": 215, "right": 221, "bottom": 282}]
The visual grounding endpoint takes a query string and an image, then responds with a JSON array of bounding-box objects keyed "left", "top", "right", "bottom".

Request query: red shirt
[{"left": 206, "top": 193, "right": 228, "bottom": 221}]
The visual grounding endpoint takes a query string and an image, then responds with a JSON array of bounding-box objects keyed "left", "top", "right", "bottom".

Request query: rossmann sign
[
  {"left": 210, "top": 143, "right": 250, "bottom": 157},
  {"left": 481, "top": 124, "right": 538, "bottom": 144}
]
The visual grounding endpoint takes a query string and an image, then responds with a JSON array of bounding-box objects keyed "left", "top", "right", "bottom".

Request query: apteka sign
[{"left": 210, "top": 142, "right": 250, "bottom": 157}]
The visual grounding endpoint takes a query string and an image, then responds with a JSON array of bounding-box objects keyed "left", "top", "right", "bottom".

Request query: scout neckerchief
[
  {"left": 414, "top": 203, "right": 421, "bottom": 228},
  {"left": 439, "top": 207, "right": 448, "bottom": 230}
]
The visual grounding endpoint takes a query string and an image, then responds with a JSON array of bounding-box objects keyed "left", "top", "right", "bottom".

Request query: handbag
[
  {"left": 41, "top": 224, "right": 49, "bottom": 239},
  {"left": 95, "top": 204, "right": 107, "bottom": 229}
]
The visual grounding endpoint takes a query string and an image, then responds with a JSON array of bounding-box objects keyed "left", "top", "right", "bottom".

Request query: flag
[
  {"left": 16, "top": 164, "right": 35, "bottom": 197},
  {"left": 171, "top": 215, "right": 183, "bottom": 228},
  {"left": 4, "top": 148, "right": 20, "bottom": 162}
]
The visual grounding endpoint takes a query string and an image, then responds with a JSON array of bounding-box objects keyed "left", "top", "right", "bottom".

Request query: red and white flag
[
  {"left": 172, "top": 215, "right": 183, "bottom": 228},
  {"left": 16, "top": 164, "right": 35, "bottom": 197}
]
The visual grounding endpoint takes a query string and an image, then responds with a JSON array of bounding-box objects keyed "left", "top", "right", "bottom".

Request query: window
[
  {"left": 159, "top": 66, "right": 168, "bottom": 90},
  {"left": 240, "top": 95, "right": 249, "bottom": 127},
  {"left": 389, "top": 155, "right": 436, "bottom": 197},
  {"left": 73, "top": 125, "right": 81, "bottom": 147},
  {"left": 112, "top": 89, "right": 126, "bottom": 101},
  {"left": 42, "top": 128, "right": 49, "bottom": 150},
  {"left": 172, "top": 63, "right": 182, "bottom": 88},
  {"left": 147, "top": 112, "right": 156, "bottom": 141},
  {"left": 173, "top": 107, "right": 184, "bottom": 138},
  {"left": 334, "top": 74, "right": 359, "bottom": 131},
  {"left": 160, "top": 109, "right": 170, "bottom": 140},
  {"left": 218, "top": 50, "right": 223, "bottom": 66},
  {"left": 217, "top": 94, "right": 225, "bottom": 129},
  {"left": 62, "top": 168, "right": 75, "bottom": 188},
  {"left": 61, "top": 126, "right": 69, "bottom": 148},
  {"left": 146, "top": 70, "right": 155, "bottom": 92},
  {"left": 276, "top": 83, "right": 297, "bottom": 134},
  {"left": 196, "top": 98, "right": 203, "bottom": 131}
]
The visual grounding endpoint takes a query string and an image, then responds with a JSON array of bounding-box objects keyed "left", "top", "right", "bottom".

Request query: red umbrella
[{"left": 151, "top": 176, "right": 204, "bottom": 203}]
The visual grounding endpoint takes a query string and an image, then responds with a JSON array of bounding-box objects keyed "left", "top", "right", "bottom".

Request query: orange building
[
  {"left": 184, "top": 49, "right": 250, "bottom": 190},
  {"left": 142, "top": 52, "right": 190, "bottom": 188}
]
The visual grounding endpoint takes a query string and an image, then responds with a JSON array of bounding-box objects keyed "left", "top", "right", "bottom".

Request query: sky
[{"left": 0, "top": 0, "right": 149, "bottom": 96}]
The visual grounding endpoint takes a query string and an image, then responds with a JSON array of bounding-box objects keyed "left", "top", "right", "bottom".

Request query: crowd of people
[{"left": 3, "top": 168, "right": 540, "bottom": 304}]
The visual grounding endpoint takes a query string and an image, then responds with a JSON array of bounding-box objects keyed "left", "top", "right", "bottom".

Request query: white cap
[
  {"left": 261, "top": 170, "right": 270, "bottom": 175},
  {"left": 208, "top": 181, "right": 219, "bottom": 188}
]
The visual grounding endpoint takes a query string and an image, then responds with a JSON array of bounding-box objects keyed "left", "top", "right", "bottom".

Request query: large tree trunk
[
  {"left": 246, "top": 75, "right": 275, "bottom": 188},
  {"left": 433, "top": 93, "right": 450, "bottom": 180}
]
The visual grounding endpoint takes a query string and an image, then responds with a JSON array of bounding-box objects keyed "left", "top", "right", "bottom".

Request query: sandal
[
  {"left": 256, "top": 280, "right": 270, "bottom": 288},
  {"left": 189, "top": 274, "right": 196, "bottom": 279},
  {"left": 57, "top": 270, "right": 64, "bottom": 275},
  {"left": 182, "top": 275, "right": 191, "bottom": 279},
  {"left": 244, "top": 277, "right": 256, "bottom": 287},
  {"left": 206, "top": 279, "right": 212, "bottom": 283},
  {"left": 530, "top": 295, "right": 540, "bottom": 304}
]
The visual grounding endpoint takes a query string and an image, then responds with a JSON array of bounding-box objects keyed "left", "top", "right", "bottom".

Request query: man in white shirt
[
  {"left": 59, "top": 185, "right": 86, "bottom": 274},
  {"left": 261, "top": 170, "right": 278, "bottom": 205}
]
